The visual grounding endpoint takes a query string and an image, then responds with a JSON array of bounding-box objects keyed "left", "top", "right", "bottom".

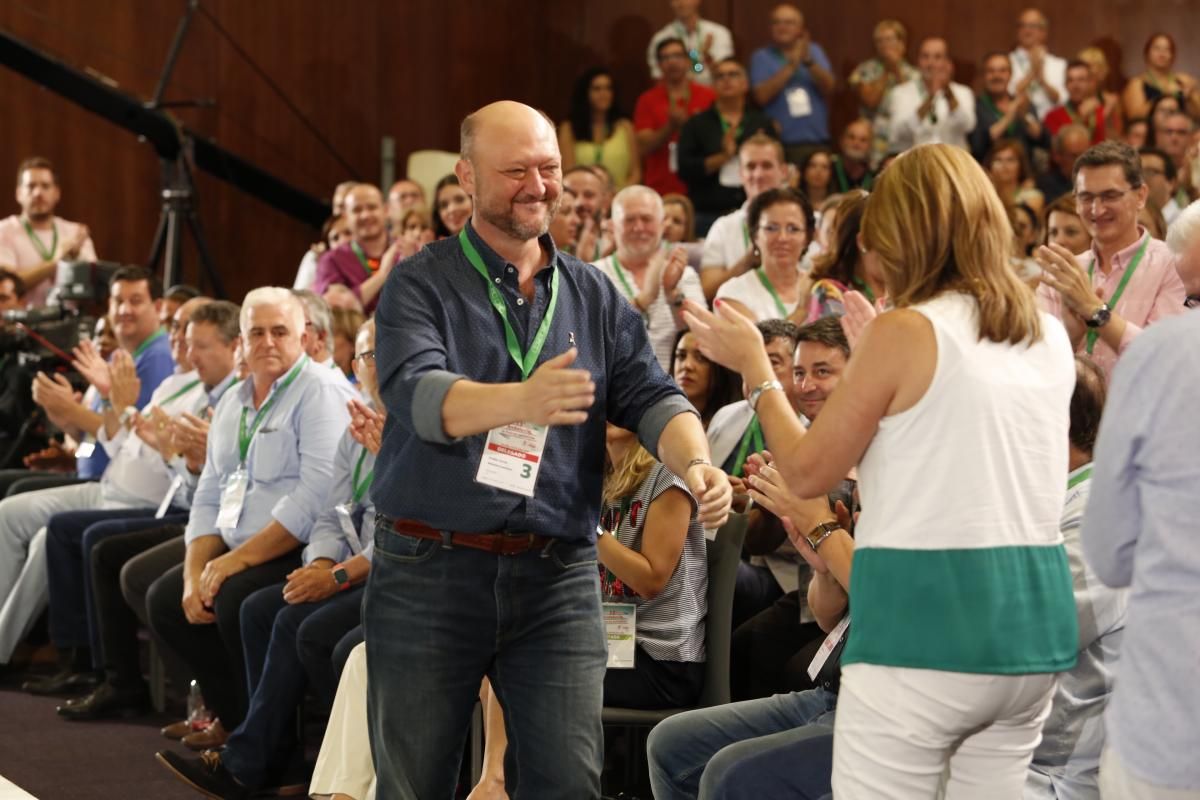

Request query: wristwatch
[
  {"left": 748, "top": 380, "right": 784, "bottom": 412},
  {"left": 1085, "top": 303, "right": 1111, "bottom": 329},
  {"left": 805, "top": 521, "right": 841, "bottom": 551},
  {"left": 119, "top": 405, "right": 139, "bottom": 429},
  {"left": 332, "top": 567, "right": 351, "bottom": 592}
]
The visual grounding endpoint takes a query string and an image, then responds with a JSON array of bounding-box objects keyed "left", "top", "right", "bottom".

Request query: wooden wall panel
[{"left": 0, "top": 0, "right": 1195, "bottom": 301}]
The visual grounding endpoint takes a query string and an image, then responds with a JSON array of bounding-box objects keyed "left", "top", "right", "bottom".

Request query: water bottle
[{"left": 187, "top": 679, "right": 214, "bottom": 731}]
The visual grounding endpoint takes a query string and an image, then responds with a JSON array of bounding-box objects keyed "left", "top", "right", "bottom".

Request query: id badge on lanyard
[
  {"left": 216, "top": 467, "right": 249, "bottom": 529},
  {"left": 475, "top": 422, "right": 548, "bottom": 497},
  {"left": 335, "top": 503, "right": 365, "bottom": 555},
  {"left": 603, "top": 602, "right": 637, "bottom": 669}
]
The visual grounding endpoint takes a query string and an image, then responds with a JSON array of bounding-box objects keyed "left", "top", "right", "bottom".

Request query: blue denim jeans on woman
[
  {"left": 363, "top": 523, "right": 608, "bottom": 800},
  {"left": 647, "top": 686, "right": 838, "bottom": 799}
]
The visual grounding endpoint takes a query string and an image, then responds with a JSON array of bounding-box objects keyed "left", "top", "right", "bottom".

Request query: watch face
[{"left": 333, "top": 568, "right": 349, "bottom": 585}]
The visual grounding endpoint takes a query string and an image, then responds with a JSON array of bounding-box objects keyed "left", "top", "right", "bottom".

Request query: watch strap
[
  {"left": 805, "top": 521, "right": 841, "bottom": 551},
  {"left": 748, "top": 380, "right": 784, "bottom": 412}
]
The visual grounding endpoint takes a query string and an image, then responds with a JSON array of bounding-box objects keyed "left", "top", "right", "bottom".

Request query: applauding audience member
[
  {"left": 646, "top": 0, "right": 733, "bottom": 87},
  {"left": 970, "top": 51, "right": 1047, "bottom": 164},
  {"left": 886, "top": 38, "right": 976, "bottom": 153},
  {"left": 635, "top": 38, "right": 717, "bottom": 199},
  {"left": 848, "top": 20, "right": 918, "bottom": 168},
  {"left": 749, "top": 4, "right": 834, "bottom": 166},
  {"left": 313, "top": 184, "right": 392, "bottom": 313},
  {"left": 1037, "top": 124, "right": 1091, "bottom": 204},
  {"left": 1008, "top": 9, "right": 1067, "bottom": 119},
  {"left": 1035, "top": 141, "right": 1186, "bottom": 379},
  {"left": 1121, "top": 33, "right": 1199, "bottom": 122},
  {"left": 1044, "top": 61, "right": 1114, "bottom": 145},
  {"left": 662, "top": 194, "right": 697, "bottom": 244},
  {"left": 829, "top": 120, "right": 875, "bottom": 193}
]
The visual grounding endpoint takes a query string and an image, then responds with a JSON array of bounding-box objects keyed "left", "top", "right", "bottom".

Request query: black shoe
[
  {"left": 21, "top": 668, "right": 102, "bottom": 696},
  {"left": 57, "top": 680, "right": 151, "bottom": 721},
  {"left": 155, "top": 749, "right": 250, "bottom": 800}
]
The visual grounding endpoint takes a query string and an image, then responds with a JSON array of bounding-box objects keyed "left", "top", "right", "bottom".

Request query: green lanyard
[
  {"left": 980, "top": 93, "right": 1018, "bottom": 138},
  {"left": 132, "top": 328, "right": 167, "bottom": 359},
  {"left": 1086, "top": 235, "right": 1149, "bottom": 354},
  {"left": 1067, "top": 466, "right": 1092, "bottom": 490},
  {"left": 351, "top": 241, "right": 379, "bottom": 277},
  {"left": 675, "top": 22, "right": 704, "bottom": 74},
  {"left": 351, "top": 446, "right": 374, "bottom": 504},
  {"left": 237, "top": 356, "right": 308, "bottom": 464},
  {"left": 833, "top": 156, "right": 873, "bottom": 194},
  {"left": 459, "top": 228, "right": 560, "bottom": 380},
  {"left": 755, "top": 268, "right": 789, "bottom": 318},
  {"left": 718, "top": 114, "right": 743, "bottom": 139},
  {"left": 852, "top": 276, "right": 876, "bottom": 304},
  {"left": 730, "top": 416, "right": 764, "bottom": 478},
  {"left": 1065, "top": 103, "right": 1095, "bottom": 138},
  {"left": 157, "top": 379, "right": 201, "bottom": 409},
  {"left": 741, "top": 221, "right": 751, "bottom": 250},
  {"left": 609, "top": 255, "right": 638, "bottom": 302},
  {"left": 22, "top": 218, "right": 58, "bottom": 261}
]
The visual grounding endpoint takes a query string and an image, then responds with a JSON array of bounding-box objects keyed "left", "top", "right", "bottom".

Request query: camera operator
[
  {"left": 0, "top": 157, "right": 96, "bottom": 308},
  {"left": 0, "top": 269, "right": 36, "bottom": 460}
]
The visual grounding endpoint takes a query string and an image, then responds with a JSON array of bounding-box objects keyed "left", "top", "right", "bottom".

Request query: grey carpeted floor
[{"left": 0, "top": 686, "right": 199, "bottom": 799}]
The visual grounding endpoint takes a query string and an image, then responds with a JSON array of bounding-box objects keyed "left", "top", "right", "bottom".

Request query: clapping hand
[
  {"left": 839, "top": 290, "right": 878, "bottom": 349},
  {"left": 72, "top": 338, "right": 111, "bottom": 398},
  {"left": 348, "top": 398, "right": 385, "bottom": 455},
  {"left": 520, "top": 348, "right": 595, "bottom": 427},
  {"left": 108, "top": 350, "right": 141, "bottom": 412},
  {"left": 681, "top": 298, "right": 766, "bottom": 373}
]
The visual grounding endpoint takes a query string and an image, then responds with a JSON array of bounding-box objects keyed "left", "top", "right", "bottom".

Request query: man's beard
[{"left": 479, "top": 192, "right": 561, "bottom": 241}]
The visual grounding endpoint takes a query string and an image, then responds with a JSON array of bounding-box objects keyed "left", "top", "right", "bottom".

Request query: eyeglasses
[
  {"left": 714, "top": 70, "right": 744, "bottom": 80},
  {"left": 758, "top": 223, "right": 807, "bottom": 237},
  {"left": 1075, "top": 189, "right": 1134, "bottom": 208},
  {"left": 659, "top": 51, "right": 689, "bottom": 62},
  {"left": 355, "top": 350, "right": 376, "bottom": 362},
  {"left": 1162, "top": 128, "right": 1191, "bottom": 136}
]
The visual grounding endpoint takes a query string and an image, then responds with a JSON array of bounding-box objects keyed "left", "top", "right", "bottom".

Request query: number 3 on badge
[{"left": 520, "top": 464, "right": 532, "bottom": 479}]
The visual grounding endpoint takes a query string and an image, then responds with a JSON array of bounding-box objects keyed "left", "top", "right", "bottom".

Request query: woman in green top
[{"left": 558, "top": 67, "right": 640, "bottom": 189}]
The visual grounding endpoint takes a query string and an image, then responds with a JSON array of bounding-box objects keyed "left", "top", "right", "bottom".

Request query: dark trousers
[
  {"left": 221, "top": 582, "right": 365, "bottom": 789},
  {"left": 730, "top": 590, "right": 825, "bottom": 701},
  {"left": 146, "top": 551, "right": 302, "bottom": 728},
  {"left": 90, "top": 526, "right": 185, "bottom": 687},
  {"left": 604, "top": 645, "right": 704, "bottom": 709},
  {"left": 732, "top": 562, "right": 783, "bottom": 630},
  {"left": 332, "top": 625, "right": 363, "bottom": 688},
  {"left": 45, "top": 507, "right": 186, "bottom": 656}
]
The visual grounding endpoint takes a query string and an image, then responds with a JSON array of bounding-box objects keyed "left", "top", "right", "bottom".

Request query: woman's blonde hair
[
  {"left": 602, "top": 441, "right": 658, "bottom": 507},
  {"left": 861, "top": 144, "right": 1042, "bottom": 345}
]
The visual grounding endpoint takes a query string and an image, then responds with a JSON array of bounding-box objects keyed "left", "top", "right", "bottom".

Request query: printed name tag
[
  {"left": 786, "top": 86, "right": 813, "bottom": 118},
  {"left": 155, "top": 475, "right": 183, "bottom": 519},
  {"left": 475, "top": 421, "right": 548, "bottom": 497},
  {"left": 75, "top": 440, "right": 95, "bottom": 459},
  {"left": 603, "top": 602, "right": 637, "bottom": 669},
  {"left": 807, "top": 614, "right": 850, "bottom": 681},
  {"left": 668, "top": 141, "right": 679, "bottom": 174},
  {"left": 718, "top": 156, "right": 743, "bottom": 188},
  {"left": 335, "top": 504, "right": 364, "bottom": 555},
  {"left": 216, "top": 467, "right": 248, "bottom": 530}
]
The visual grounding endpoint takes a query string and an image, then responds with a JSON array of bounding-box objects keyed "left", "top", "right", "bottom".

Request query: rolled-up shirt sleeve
[
  {"left": 302, "top": 430, "right": 358, "bottom": 565},
  {"left": 603, "top": 284, "right": 696, "bottom": 455},
  {"left": 270, "top": 384, "right": 350, "bottom": 543}
]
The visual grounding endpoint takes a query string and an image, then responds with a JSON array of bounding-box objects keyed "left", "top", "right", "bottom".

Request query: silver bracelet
[
  {"left": 685, "top": 457, "right": 711, "bottom": 471},
  {"left": 748, "top": 380, "right": 784, "bottom": 412}
]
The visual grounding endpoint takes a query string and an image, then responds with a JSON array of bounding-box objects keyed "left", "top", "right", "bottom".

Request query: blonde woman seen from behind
[{"left": 683, "top": 143, "right": 1078, "bottom": 798}]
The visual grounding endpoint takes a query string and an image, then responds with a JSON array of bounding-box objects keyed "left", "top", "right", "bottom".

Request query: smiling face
[
  {"left": 1016, "top": 9, "right": 1048, "bottom": 50},
  {"left": 457, "top": 105, "right": 563, "bottom": 243},
  {"left": 1065, "top": 65, "right": 1093, "bottom": 105},
  {"left": 1075, "top": 163, "right": 1148, "bottom": 246},
  {"left": 791, "top": 340, "right": 847, "bottom": 419},
  {"left": 344, "top": 186, "right": 386, "bottom": 243},
  {"left": 186, "top": 320, "right": 239, "bottom": 388},
  {"left": 614, "top": 192, "right": 664, "bottom": 262},
  {"left": 917, "top": 38, "right": 950, "bottom": 83},
  {"left": 108, "top": 279, "right": 161, "bottom": 351},
  {"left": 588, "top": 73, "right": 614, "bottom": 114},
  {"left": 740, "top": 142, "right": 787, "bottom": 201},
  {"left": 754, "top": 200, "right": 809, "bottom": 272},
  {"left": 435, "top": 183, "right": 473, "bottom": 237},
  {"left": 989, "top": 146, "right": 1022, "bottom": 185},
  {"left": 840, "top": 121, "right": 872, "bottom": 162},
  {"left": 662, "top": 201, "right": 689, "bottom": 243},
  {"left": 983, "top": 54, "right": 1012, "bottom": 96}
]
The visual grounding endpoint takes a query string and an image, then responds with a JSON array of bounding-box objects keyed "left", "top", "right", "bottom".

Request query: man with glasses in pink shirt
[{"left": 1036, "top": 140, "right": 1187, "bottom": 379}]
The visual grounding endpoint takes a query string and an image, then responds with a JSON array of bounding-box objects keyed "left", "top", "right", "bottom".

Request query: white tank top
[{"left": 843, "top": 291, "right": 1080, "bottom": 674}]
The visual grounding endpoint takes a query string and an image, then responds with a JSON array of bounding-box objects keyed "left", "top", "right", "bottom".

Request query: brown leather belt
[{"left": 389, "top": 518, "right": 553, "bottom": 556}]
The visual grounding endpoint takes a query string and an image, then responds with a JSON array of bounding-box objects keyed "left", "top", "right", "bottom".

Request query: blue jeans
[
  {"left": 363, "top": 525, "right": 607, "bottom": 800},
  {"left": 647, "top": 687, "right": 838, "bottom": 800},
  {"left": 222, "top": 582, "right": 365, "bottom": 789}
]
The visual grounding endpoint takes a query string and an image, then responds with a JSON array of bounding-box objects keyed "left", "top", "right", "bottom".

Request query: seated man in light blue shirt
[
  {"left": 157, "top": 318, "right": 380, "bottom": 798},
  {"left": 145, "top": 287, "right": 350, "bottom": 745}
]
